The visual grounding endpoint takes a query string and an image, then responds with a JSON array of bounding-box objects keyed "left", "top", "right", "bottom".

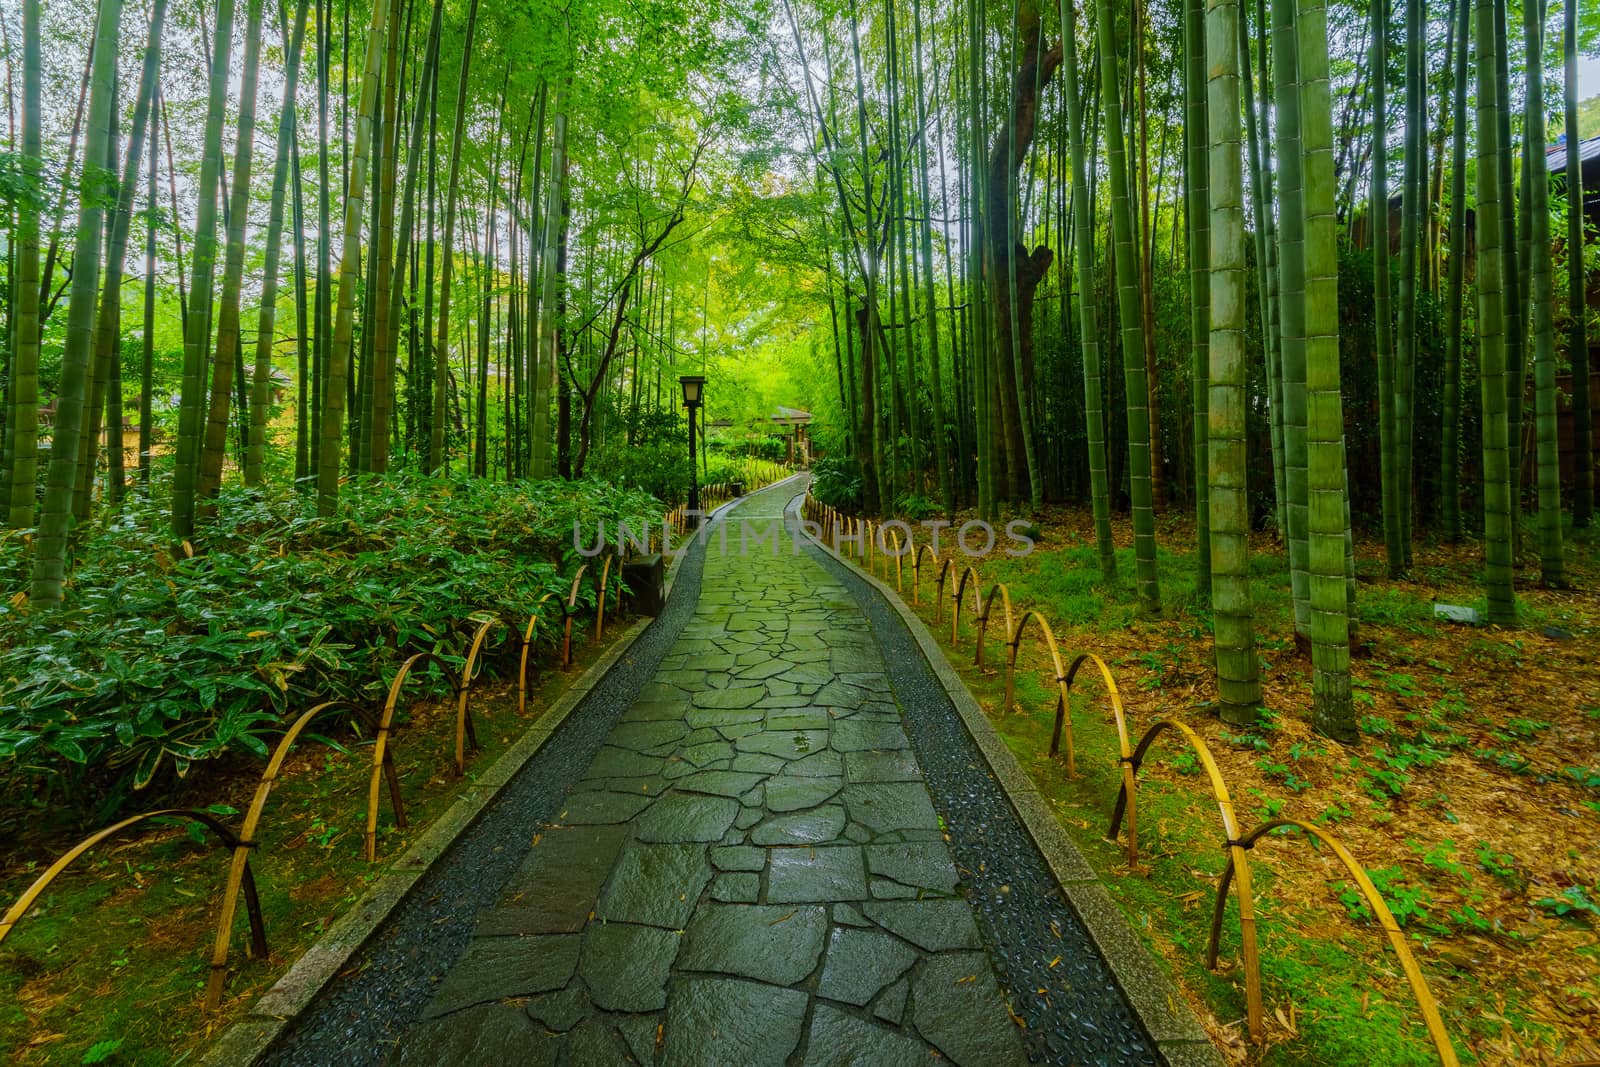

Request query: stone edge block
[
  {"left": 784, "top": 489, "right": 1221, "bottom": 1067},
  {"left": 201, "top": 617, "right": 654, "bottom": 1067}
]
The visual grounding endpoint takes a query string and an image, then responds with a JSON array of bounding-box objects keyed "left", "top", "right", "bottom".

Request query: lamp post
[{"left": 680, "top": 375, "right": 705, "bottom": 527}]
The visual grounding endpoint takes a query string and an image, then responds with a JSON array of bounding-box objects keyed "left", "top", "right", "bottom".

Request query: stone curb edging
[
  {"left": 788, "top": 493, "right": 1223, "bottom": 1067},
  {"left": 202, "top": 615, "right": 653, "bottom": 1067}
]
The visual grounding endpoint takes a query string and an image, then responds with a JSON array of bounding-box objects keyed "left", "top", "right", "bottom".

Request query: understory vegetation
[
  {"left": 892, "top": 509, "right": 1600, "bottom": 1065},
  {"left": 0, "top": 475, "right": 657, "bottom": 829}
]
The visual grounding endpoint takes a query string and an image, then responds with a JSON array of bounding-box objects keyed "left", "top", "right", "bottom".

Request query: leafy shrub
[
  {"left": 811, "top": 455, "right": 863, "bottom": 512},
  {"left": 0, "top": 472, "right": 660, "bottom": 823}
]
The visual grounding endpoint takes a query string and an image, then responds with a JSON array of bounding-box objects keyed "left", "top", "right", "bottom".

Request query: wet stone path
[{"left": 395, "top": 486, "right": 1029, "bottom": 1066}]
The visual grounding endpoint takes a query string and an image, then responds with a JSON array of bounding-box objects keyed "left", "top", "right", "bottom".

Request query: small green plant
[
  {"left": 1339, "top": 866, "right": 1432, "bottom": 927},
  {"left": 1563, "top": 766, "right": 1600, "bottom": 789},
  {"left": 1247, "top": 788, "right": 1287, "bottom": 821},
  {"left": 1500, "top": 717, "right": 1550, "bottom": 740},
  {"left": 1475, "top": 842, "right": 1519, "bottom": 884},
  {"left": 1166, "top": 749, "right": 1201, "bottom": 776},
  {"left": 1359, "top": 714, "right": 1393, "bottom": 737},
  {"left": 1315, "top": 800, "right": 1354, "bottom": 826},
  {"left": 81, "top": 1039, "right": 124, "bottom": 1065},
  {"left": 1447, "top": 903, "right": 1496, "bottom": 935},
  {"left": 1408, "top": 838, "right": 1469, "bottom": 881},
  {"left": 1375, "top": 670, "right": 1423, "bottom": 698},
  {"left": 1350, "top": 755, "right": 1408, "bottom": 801},
  {"left": 1535, "top": 885, "right": 1600, "bottom": 921}
]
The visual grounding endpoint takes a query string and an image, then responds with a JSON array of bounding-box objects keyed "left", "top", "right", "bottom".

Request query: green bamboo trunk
[
  {"left": 316, "top": 0, "right": 390, "bottom": 515},
  {"left": 197, "top": 0, "right": 266, "bottom": 507},
  {"left": 1473, "top": 0, "right": 1515, "bottom": 625},
  {"left": 1060, "top": 0, "right": 1116, "bottom": 580},
  {"left": 1372, "top": 0, "right": 1402, "bottom": 575},
  {"left": 83, "top": 0, "right": 167, "bottom": 512},
  {"left": 429, "top": 0, "right": 479, "bottom": 473},
  {"left": 5, "top": 0, "right": 43, "bottom": 529},
  {"left": 1522, "top": 0, "right": 1564, "bottom": 586},
  {"left": 171, "top": 0, "right": 237, "bottom": 537},
  {"left": 1395, "top": 0, "right": 1425, "bottom": 567},
  {"left": 1272, "top": 0, "right": 1310, "bottom": 638},
  {"left": 1184, "top": 0, "right": 1210, "bottom": 597},
  {"left": 1567, "top": 0, "right": 1591, "bottom": 527},
  {"left": 245, "top": 0, "right": 309, "bottom": 486},
  {"left": 1297, "top": 0, "right": 1355, "bottom": 740},
  {"left": 1095, "top": 0, "right": 1160, "bottom": 613},
  {"left": 1206, "top": 0, "right": 1263, "bottom": 720},
  {"left": 30, "top": 0, "right": 121, "bottom": 605},
  {"left": 1440, "top": 0, "right": 1469, "bottom": 540},
  {"left": 912, "top": 0, "right": 954, "bottom": 518},
  {"left": 1239, "top": 7, "right": 1283, "bottom": 540}
]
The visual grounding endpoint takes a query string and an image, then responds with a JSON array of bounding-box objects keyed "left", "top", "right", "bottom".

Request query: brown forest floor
[{"left": 876, "top": 501, "right": 1599, "bottom": 1065}]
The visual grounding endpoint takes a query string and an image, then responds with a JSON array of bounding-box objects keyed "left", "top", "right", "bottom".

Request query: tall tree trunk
[
  {"left": 1567, "top": 0, "right": 1591, "bottom": 527},
  {"left": 1440, "top": 0, "right": 1469, "bottom": 540},
  {"left": 197, "top": 0, "right": 266, "bottom": 508},
  {"left": 374, "top": 0, "right": 443, "bottom": 473},
  {"left": 1522, "top": 0, "right": 1564, "bottom": 585},
  {"left": 532, "top": 91, "right": 567, "bottom": 479},
  {"left": 1493, "top": 0, "right": 1524, "bottom": 538},
  {"left": 246, "top": 0, "right": 310, "bottom": 486},
  {"left": 1060, "top": 0, "right": 1115, "bottom": 580},
  {"left": 1095, "top": 0, "right": 1160, "bottom": 612},
  {"left": 428, "top": 0, "right": 478, "bottom": 473},
  {"left": 1474, "top": 0, "right": 1515, "bottom": 625},
  {"left": 1273, "top": 0, "right": 1311, "bottom": 638},
  {"left": 1184, "top": 0, "right": 1209, "bottom": 596},
  {"left": 1373, "top": 0, "right": 1403, "bottom": 575},
  {"left": 1395, "top": 0, "right": 1424, "bottom": 565},
  {"left": 986, "top": 0, "right": 1058, "bottom": 512},
  {"left": 1240, "top": 5, "right": 1283, "bottom": 539},
  {"left": 1207, "top": 0, "right": 1262, "bottom": 721},
  {"left": 89, "top": 0, "right": 172, "bottom": 513},
  {"left": 171, "top": 0, "right": 237, "bottom": 536},
  {"left": 316, "top": 0, "right": 390, "bottom": 515},
  {"left": 30, "top": 0, "right": 120, "bottom": 605},
  {"left": 1299, "top": 0, "right": 1356, "bottom": 740},
  {"left": 5, "top": 0, "right": 42, "bottom": 528}
]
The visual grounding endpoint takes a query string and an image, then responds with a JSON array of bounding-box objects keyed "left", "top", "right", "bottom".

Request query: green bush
[
  {"left": 811, "top": 455, "right": 863, "bottom": 512},
  {"left": 0, "top": 473, "right": 660, "bottom": 824}
]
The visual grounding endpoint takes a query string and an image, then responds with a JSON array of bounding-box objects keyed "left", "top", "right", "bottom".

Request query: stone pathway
[{"left": 394, "top": 485, "right": 1028, "bottom": 1066}]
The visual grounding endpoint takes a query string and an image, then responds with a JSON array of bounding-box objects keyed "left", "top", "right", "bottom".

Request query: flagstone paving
[{"left": 394, "top": 487, "right": 1028, "bottom": 1066}]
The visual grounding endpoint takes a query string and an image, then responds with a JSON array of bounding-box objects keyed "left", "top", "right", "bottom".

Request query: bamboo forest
[{"left": 0, "top": 0, "right": 1597, "bottom": 1060}]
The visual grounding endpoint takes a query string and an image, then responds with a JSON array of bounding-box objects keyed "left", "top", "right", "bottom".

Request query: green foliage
[
  {"left": 1339, "top": 865, "right": 1432, "bottom": 927},
  {"left": 80, "top": 1039, "right": 123, "bottom": 1065},
  {"left": 1535, "top": 885, "right": 1600, "bottom": 921},
  {"left": 809, "top": 455, "right": 863, "bottom": 512},
  {"left": 0, "top": 473, "right": 659, "bottom": 822}
]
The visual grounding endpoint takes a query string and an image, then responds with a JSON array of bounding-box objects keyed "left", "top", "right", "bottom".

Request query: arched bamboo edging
[
  {"left": 1, "top": 809, "right": 266, "bottom": 1010},
  {"left": 367, "top": 652, "right": 461, "bottom": 861},
  {"left": 457, "top": 616, "right": 512, "bottom": 773},
  {"left": 1061, "top": 652, "right": 1137, "bottom": 839},
  {"left": 208, "top": 700, "right": 400, "bottom": 1008},
  {"left": 932, "top": 557, "right": 953, "bottom": 623},
  {"left": 887, "top": 529, "right": 904, "bottom": 590},
  {"left": 1001, "top": 611, "right": 1074, "bottom": 776},
  {"left": 1107, "top": 717, "right": 1261, "bottom": 1037},
  {"left": 972, "top": 583, "right": 1014, "bottom": 671},
  {"left": 594, "top": 554, "right": 615, "bottom": 646},
  {"left": 518, "top": 592, "right": 561, "bottom": 716},
  {"left": 912, "top": 544, "right": 940, "bottom": 606},
  {"left": 950, "top": 566, "right": 984, "bottom": 646},
  {"left": 1209, "top": 819, "right": 1460, "bottom": 1066}
]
